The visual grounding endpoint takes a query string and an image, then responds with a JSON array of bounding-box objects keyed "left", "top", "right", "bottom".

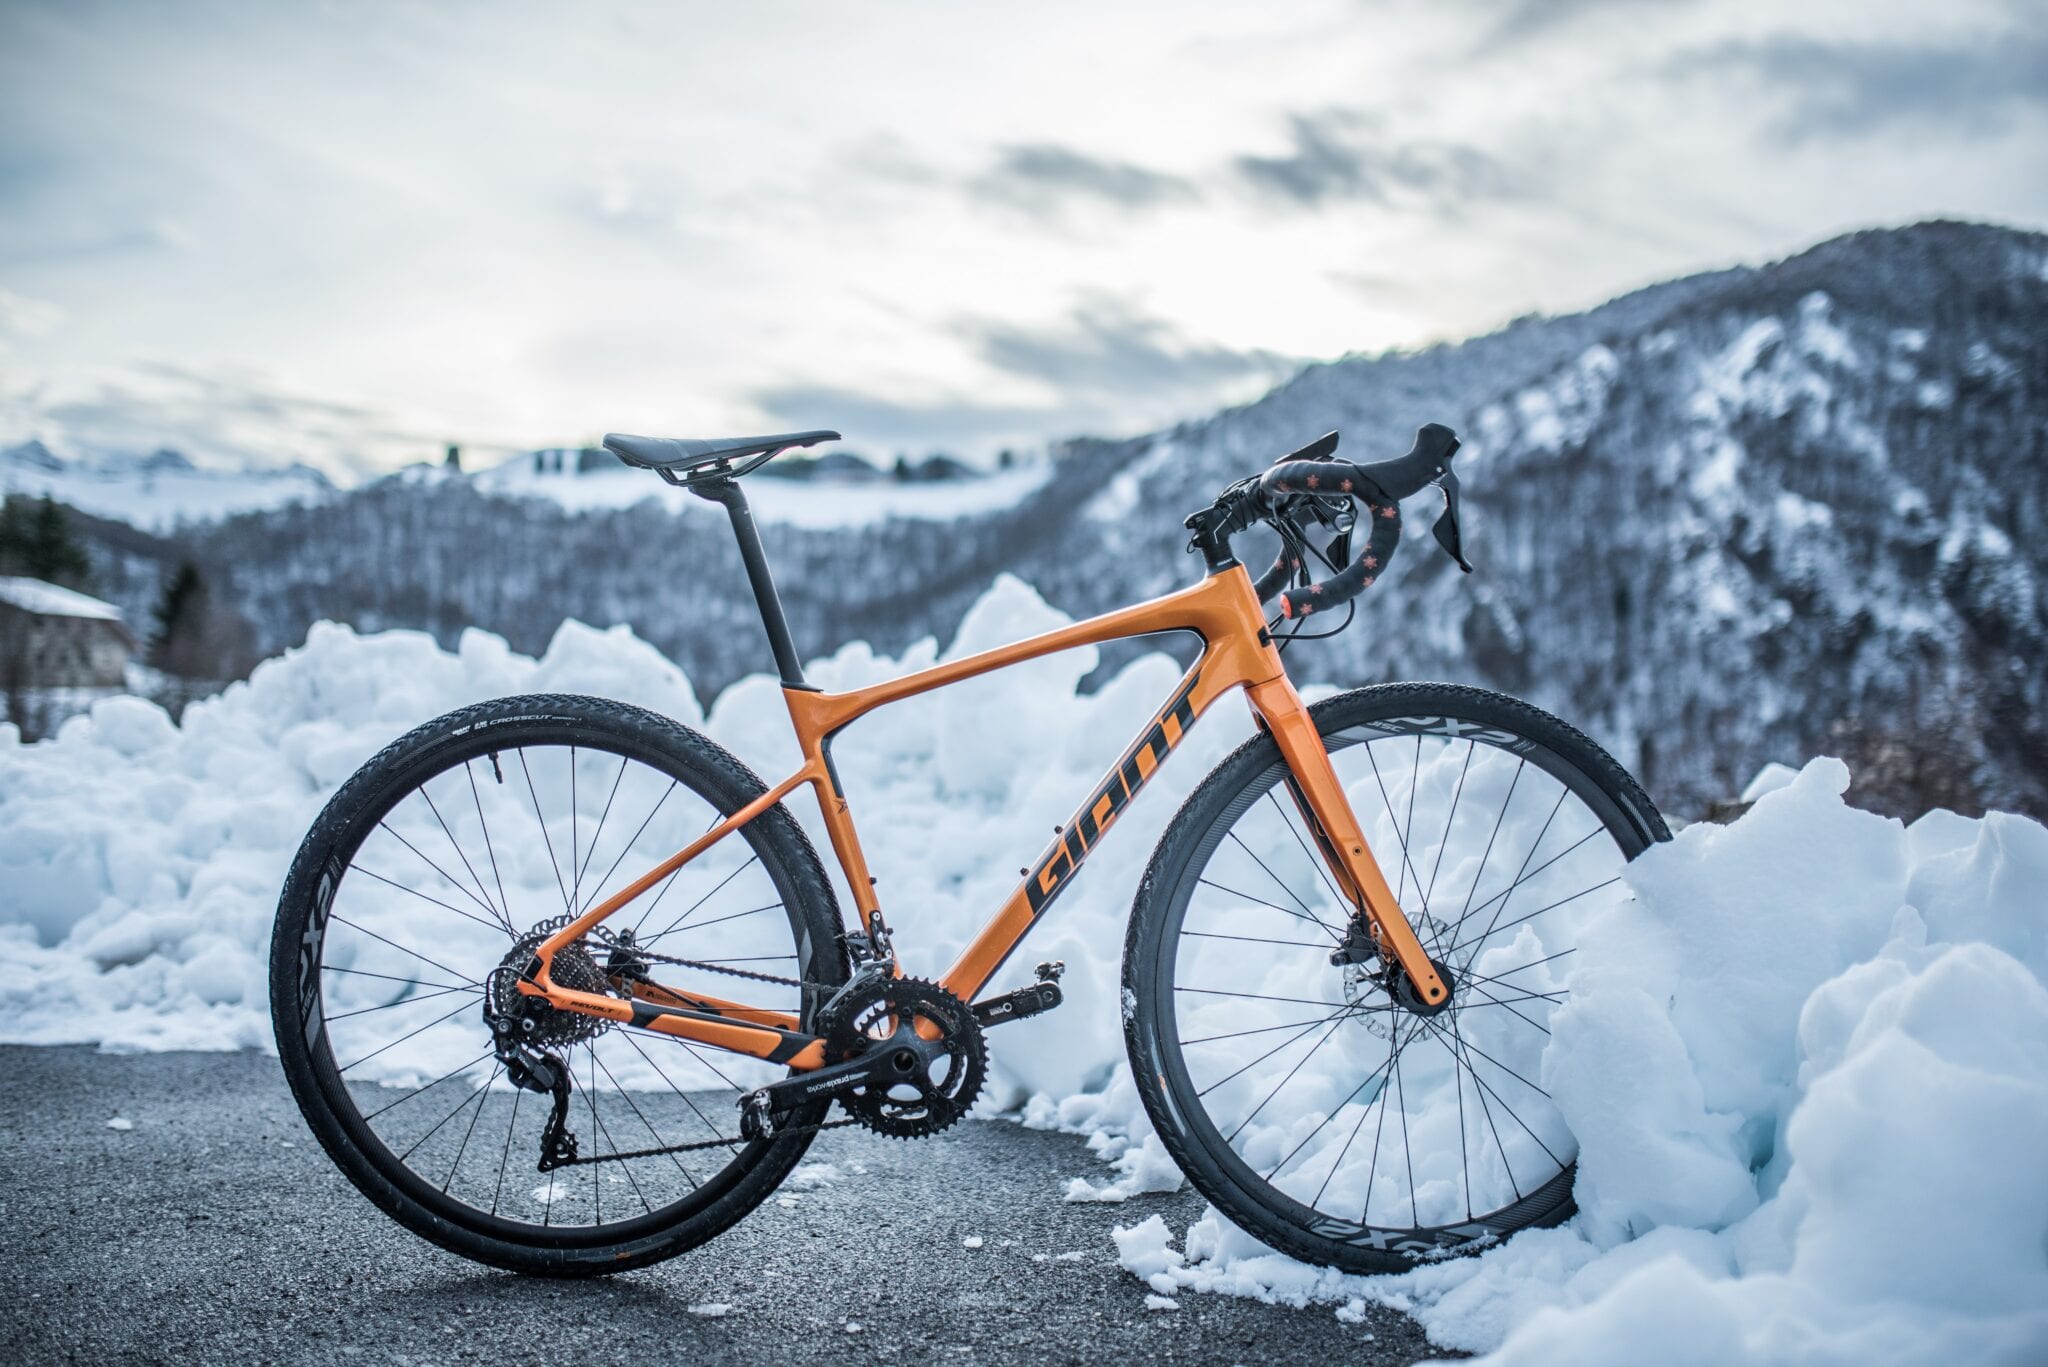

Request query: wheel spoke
[
  {"left": 416, "top": 782, "right": 509, "bottom": 932},
  {"left": 1278, "top": 1015, "right": 1411, "bottom": 1191},
  {"left": 1194, "top": 877, "right": 1340, "bottom": 939},
  {"left": 1225, "top": 1017, "right": 1346, "bottom": 1144},
  {"left": 619, "top": 1030, "right": 736, "bottom": 1156},
  {"left": 1196, "top": 1009, "right": 1349, "bottom": 1099},
  {"left": 348, "top": 863, "right": 505, "bottom": 937},
  {"left": 340, "top": 1000, "right": 483, "bottom": 1075},
  {"left": 325, "top": 980, "right": 482, "bottom": 1023},
  {"left": 1441, "top": 874, "right": 1619, "bottom": 962},
  {"left": 1182, "top": 930, "right": 1336, "bottom": 951},
  {"left": 1450, "top": 787, "right": 1567, "bottom": 971},
  {"left": 1446, "top": 1008, "right": 1520, "bottom": 1202},
  {"left": 1265, "top": 790, "right": 1345, "bottom": 913},
  {"left": 329, "top": 912, "right": 474, "bottom": 986},
  {"left": 1176, "top": 985, "right": 1361, "bottom": 1010},
  {"left": 580, "top": 779, "right": 679, "bottom": 917},
  {"left": 374, "top": 819, "right": 507, "bottom": 933},
  {"left": 491, "top": 1084, "right": 524, "bottom": 1216},
  {"left": 594, "top": 1047, "right": 700, "bottom": 1187},
  {"left": 466, "top": 759, "right": 514, "bottom": 929},
  {"left": 518, "top": 748, "right": 572, "bottom": 914},
  {"left": 1458, "top": 981, "right": 1558, "bottom": 1034},
  {"left": 1422, "top": 741, "right": 1475, "bottom": 931},
  {"left": 640, "top": 899, "right": 780, "bottom": 946},
  {"left": 1420, "top": 1014, "right": 1566, "bottom": 1174},
  {"left": 443, "top": 1063, "right": 501, "bottom": 1193},
  {"left": 640, "top": 854, "right": 761, "bottom": 942},
  {"left": 360, "top": 1048, "right": 496, "bottom": 1122},
  {"left": 1226, "top": 832, "right": 1338, "bottom": 937},
  {"left": 1366, "top": 741, "right": 1430, "bottom": 918},
  {"left": 324, "top": 964, "right": 478, "bottom": 994}
]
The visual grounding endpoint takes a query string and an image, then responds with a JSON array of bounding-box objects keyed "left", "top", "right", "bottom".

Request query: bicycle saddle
[{"left": 604, "top": 430, "right": 840, "bottom": 473}]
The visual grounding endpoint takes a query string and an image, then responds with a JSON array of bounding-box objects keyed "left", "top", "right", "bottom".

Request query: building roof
[{"left": 0, "top": 575, "right": 126, "bottom": 623}]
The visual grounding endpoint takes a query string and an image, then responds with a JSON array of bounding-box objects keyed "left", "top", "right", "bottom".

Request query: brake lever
[{"left": 1432, "top": 468, "right": 1473, "bottom": 573}]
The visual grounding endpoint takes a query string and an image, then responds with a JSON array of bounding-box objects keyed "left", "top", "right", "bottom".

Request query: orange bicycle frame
[{"left": 518, "top": 549, "right": 1449, "bottom": 1064}]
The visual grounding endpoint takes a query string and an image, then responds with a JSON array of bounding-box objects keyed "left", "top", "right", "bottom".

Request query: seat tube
[{"left": 697, "top": 479, "right": 807, "bottom": 687}]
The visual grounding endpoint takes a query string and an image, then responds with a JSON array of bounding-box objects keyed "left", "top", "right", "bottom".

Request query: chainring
[
  {"left": 484, "top": 916, "right": 617, "bottom": 1049},
  {"left": 821, "top": 976, "right": 986, "bottom": 1139}
]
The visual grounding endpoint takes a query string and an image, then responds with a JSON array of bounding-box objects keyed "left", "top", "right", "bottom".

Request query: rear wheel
[
  {"left": 269, "top": 694, "right": 847, "bottom": 1276},
  {"left": 1124, "top": 682, "right": 1666, "bottom": 1273}
]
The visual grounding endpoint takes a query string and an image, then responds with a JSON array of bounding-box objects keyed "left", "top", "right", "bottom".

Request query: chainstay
[{"left": 546, "top": 1114, "right": 860, "bottom": 1166}]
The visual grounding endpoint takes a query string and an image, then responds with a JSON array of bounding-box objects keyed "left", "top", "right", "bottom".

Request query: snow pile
[
  {"left": 0, "top": 574, "right": 1249, "bottom": 1083},
  {"left": 1113, "top": 761, "right": 2048, "bottom": 1366}
]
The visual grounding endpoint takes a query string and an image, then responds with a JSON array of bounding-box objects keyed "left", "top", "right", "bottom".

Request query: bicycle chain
[
  {"left": 595, "top": 926, "right": 806, "bottom": 989},
  {"left": 544, "top": 1111, "right": 861, "bottom": 1166},
  {"left": 530, "top": 928, "right": 841, "bottom": 1167}
]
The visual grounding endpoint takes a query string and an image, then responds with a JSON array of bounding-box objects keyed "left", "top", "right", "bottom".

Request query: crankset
[{"left": 743, "top": 975, "right": 990, "bottom": 1141}]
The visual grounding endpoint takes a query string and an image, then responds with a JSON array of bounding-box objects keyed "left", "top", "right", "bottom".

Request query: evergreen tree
[
  {"left": 30, "top": 495, "right": 92, "bottom": 586},
  {"left": 152, "top": 561, "right": 205, "bottom": 653},
  {"left": 0, "top": 495, "right": 91, "bottom": 586}
]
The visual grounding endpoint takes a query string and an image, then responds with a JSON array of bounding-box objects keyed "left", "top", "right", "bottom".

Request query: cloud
[
  {"left": 963, "top": 296, "right": 1297, "bottom": 398},
  {"left": 1232, "top": 112, "right": 1525, "bottom": 211},
  {"left": 1469, "top": 0, "right": 1696, "bottom": 46},
  {"left": 757, "top": 298, "right": 1301, "bottom": 456},
  {"left": 1680, "top": 29, "right": 2048, "bottom": 141},
  {"left": 967, "top": 143, "right": 1199, "bottom": 219}
]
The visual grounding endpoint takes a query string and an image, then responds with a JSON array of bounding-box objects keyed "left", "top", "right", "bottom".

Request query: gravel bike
[{"left": 271, "top": 423, "right": 1667, "bottom": 1276}]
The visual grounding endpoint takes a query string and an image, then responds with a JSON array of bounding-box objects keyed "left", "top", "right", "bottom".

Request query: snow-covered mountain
[
  {"left": 46, "top": 221, "right": 2048, "bottom": 820},
  {"left": 0, "top": 440, "right": 334, "bottom": 530}
]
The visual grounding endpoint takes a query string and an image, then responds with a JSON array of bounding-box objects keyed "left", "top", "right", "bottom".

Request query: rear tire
[
  {"left": 1124, "top": 683, "right": 1666, "bottom": 1273},
  {"left": 270, "top": 694, "right": 848, "bottom": 1276}
]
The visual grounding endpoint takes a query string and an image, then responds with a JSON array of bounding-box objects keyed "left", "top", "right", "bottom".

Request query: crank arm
[{"left": 973, "top": 981, "right": 1061, "bottom": 1027}]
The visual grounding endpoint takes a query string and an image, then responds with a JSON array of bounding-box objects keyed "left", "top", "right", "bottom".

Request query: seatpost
[{"left": 692, "top": 477, "right": 809, "bottom": 688}]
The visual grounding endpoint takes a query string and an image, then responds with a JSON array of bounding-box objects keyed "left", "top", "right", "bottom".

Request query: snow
[
  {"left": 469, "top": 454, "right": 1051, "bottom": 529},
  {"left": 0, "top": 576, "right": 127, "bottom": 622},
  {"left": 5, "top": 580, "right": 2046, "bottom": 1361},
  {"left": 1739, "top": 762, "right": 1800, "bottom": 804},
  {"left": 1112, "top": 761, "right": 2048, "bottom": 1365},
  {"left": 0, "top": 444, "right": 332, "bottom": 531}
]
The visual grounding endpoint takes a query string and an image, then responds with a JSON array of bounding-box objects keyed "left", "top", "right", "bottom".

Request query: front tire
[{"left": 1124, "top": 683, "right": 1666, "bottom": 1274}]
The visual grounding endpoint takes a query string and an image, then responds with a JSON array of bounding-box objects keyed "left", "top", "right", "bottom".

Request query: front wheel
[{"left": 1124, "top": 682, "right": 1667, "bottom": 1274}]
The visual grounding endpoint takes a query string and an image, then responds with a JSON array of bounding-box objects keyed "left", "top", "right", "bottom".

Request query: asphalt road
[{"left": 1, "top": 1047, "right": 1444, "bottom": 1366}]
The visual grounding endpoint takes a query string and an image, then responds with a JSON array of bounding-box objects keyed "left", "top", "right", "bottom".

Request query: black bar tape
[{"left": 1279, "top": 490, "right": 1401, "bottom": 620}]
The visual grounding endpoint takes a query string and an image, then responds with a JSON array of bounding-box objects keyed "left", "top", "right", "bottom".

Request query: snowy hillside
[
  {"left": 1, "top": 440, "right": 334, "bottom": 530},
  {"left": 3, "top": 591, "right": 2044, "bottom": 1363}
]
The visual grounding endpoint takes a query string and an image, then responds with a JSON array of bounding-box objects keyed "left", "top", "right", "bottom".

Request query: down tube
[{"left": 939, "top": 659, "right": 1233, "bottom": 1002}]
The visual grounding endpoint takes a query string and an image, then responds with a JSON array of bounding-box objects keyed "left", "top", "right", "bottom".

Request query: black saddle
[{"left": 604, "top": 429, "right": 839, "bottom": 484}]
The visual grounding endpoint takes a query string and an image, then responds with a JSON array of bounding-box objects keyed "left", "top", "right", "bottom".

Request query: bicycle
[{"left": 271, "top": 421, "right": 1667, "bottom": 1276}]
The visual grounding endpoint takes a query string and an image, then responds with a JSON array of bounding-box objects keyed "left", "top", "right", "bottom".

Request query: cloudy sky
[{"left": 1, "top": 0, "right": 2043, "bottom": 477}]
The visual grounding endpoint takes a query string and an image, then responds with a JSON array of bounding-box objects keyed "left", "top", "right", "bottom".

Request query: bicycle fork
[{"left": 1244, "top": 675, "right": 1451, "bottom": 1010}]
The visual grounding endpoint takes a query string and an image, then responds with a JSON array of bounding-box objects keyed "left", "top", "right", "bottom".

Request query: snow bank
[
  {"left": 0, "top": 574, "right": 1249, "bottom": 1085},
  {"left": 1113, "top": 761, "right": 2048, "bottom": 1365}
]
